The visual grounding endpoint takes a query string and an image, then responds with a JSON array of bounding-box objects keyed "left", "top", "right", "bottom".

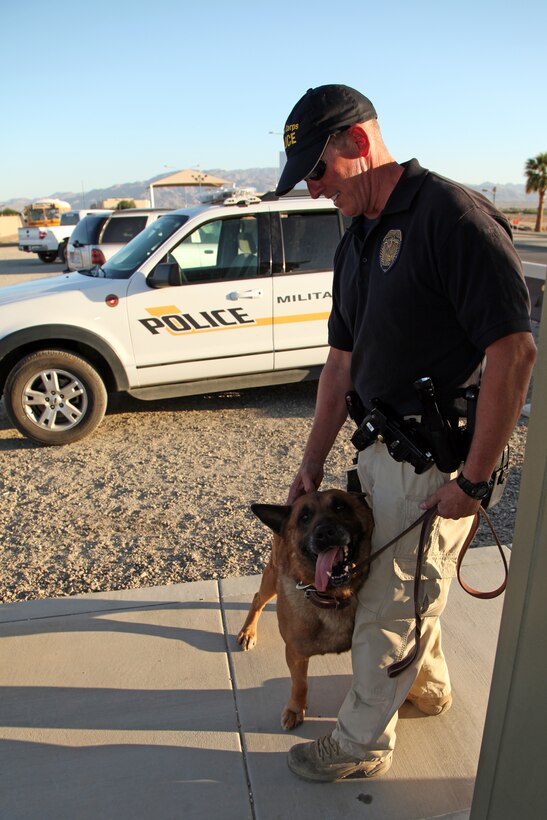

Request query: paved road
[
  {"left": 512, "top": 231, "right": 547, "bottom": 265},
  {"left": 0, "top": 245, "right": 67, "bottom": 286}
]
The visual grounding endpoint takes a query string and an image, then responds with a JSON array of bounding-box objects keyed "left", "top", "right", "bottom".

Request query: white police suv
[{"left": 0, "top": 193, "right": 348, "bottom": 445}]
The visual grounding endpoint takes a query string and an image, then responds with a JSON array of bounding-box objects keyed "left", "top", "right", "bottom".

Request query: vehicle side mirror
[{"left": 147, "top": 262, "right": 184, "bottom": 288}]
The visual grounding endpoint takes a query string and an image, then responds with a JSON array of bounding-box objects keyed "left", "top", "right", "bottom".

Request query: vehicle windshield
[
  {"left": 28, "top": 208, "right": 47, "bottom": 222},
  {"left": 82, "top": 214, "right": 189, "bottom": 279},
  {"left": 29, "top": 206, "right": 59, "bottom": 222}
]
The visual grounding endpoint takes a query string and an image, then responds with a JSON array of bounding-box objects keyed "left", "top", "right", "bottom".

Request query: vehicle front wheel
[
  {"left": 37, "top": 251, "right": 58, "bottom": 263},
  {"left": 4, "top": 350, "right": 108, "bottom": 445}
]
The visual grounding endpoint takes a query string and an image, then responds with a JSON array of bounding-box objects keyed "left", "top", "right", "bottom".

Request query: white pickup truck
[{"left": 18, "top": 209, "right": 106, "bottom": 264}]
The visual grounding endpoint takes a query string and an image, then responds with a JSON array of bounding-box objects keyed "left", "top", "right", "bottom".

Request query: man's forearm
[
  {"left": 287, "top": 348, "right": 353, "bottom": 500},
  {"left": 301, "top": 351, "right": 353, "bottom": 467},
  {"left": 422, "top": 331, "right": 537, "bottom": 518}
]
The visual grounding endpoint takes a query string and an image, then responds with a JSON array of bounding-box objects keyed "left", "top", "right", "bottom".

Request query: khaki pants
[{"left": 332, "top": 443, "right": 475, "bottom": 760}]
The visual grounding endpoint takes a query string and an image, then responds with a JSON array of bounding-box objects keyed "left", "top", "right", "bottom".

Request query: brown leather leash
[
  {"left": 455, "top": 505, "right": 509, "bottom": 599},
  {"left": 298, "top": 504, "right": 509, "bottom": 677},
  {"left": 378, "top": 505, "right": 508, "bottom": 677},
  {"left": 356, "top": 504, "right": 509, "bottom": 599}
]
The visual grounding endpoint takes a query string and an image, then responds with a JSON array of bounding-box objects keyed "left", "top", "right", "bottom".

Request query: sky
[{"left": 1, "top": 0, "right": 546, "bottom": 203}]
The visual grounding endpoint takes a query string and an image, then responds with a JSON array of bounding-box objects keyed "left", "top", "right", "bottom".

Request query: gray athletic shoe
[{"left": 287, "top": 734, "right": 392, "bottom": 782}]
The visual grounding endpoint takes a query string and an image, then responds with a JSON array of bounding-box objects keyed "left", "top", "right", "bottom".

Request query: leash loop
[{"left": 456, "top": 506, "right": 508, "bottom": 599}]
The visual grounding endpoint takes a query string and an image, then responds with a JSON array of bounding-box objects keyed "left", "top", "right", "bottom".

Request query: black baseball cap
[{"left": 275, "top": 84, "right": 377, "bottom": 196}]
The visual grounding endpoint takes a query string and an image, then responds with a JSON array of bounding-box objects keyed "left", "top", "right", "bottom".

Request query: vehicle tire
[
  {"left": 37, "top": 251, "right": 58, "bottom": 263},
  {"left": 4, "top": 350, "right": 108, "bottom": 446},
  {"left": 57, "top": 241, "right": 68, "bottom": 264}
]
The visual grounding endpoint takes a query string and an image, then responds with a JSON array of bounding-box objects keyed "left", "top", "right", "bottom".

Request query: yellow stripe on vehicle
[
  {"left": 145, "top": 305, "right": 181, "bottom": 316},
  {"left": 272, "top": 312, "right": 330, "bottom": 325}
]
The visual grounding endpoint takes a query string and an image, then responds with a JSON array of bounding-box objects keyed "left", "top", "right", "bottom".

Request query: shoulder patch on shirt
[{"left": 379, "top": 229, "right": 402, "bottom": 273}]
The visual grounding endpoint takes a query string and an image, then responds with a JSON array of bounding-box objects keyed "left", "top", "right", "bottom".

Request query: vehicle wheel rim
[{"left": 22, "top": 368, "right": 89, "bottom": 431}]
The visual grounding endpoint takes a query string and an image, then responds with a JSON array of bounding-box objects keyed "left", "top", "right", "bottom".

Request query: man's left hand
[{"left": 421, "top": 479, "right": 482, "bottom": 519}]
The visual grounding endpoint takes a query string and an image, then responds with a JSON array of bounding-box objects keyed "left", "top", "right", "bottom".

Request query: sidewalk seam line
[{"left": 218, "top": 580, "right": 257, "bottom": 820}]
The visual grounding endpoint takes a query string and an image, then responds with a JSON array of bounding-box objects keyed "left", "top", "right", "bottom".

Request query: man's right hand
[{"left": 287, "top": 461, "right": 324, "bottom": 503}]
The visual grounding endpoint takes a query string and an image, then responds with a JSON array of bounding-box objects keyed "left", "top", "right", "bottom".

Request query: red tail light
[
  {"left": 39, "top": 229, "right": 47, "bottom": 239},
  {"left": 91, "top": 249, "right": 106, "bottom": 265}
]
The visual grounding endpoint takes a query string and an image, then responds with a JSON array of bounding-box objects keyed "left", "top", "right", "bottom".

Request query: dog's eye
[
  {"left": 333, "top": 501, "right": 347, "bottom": 513},
  {"left": 298, "top": 508, "right": 312, "bottom": 525}
]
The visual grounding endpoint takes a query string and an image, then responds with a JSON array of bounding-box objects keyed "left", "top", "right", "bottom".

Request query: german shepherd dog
[{"left": 237, "top": 489, "right": 373, "bottom": 730}]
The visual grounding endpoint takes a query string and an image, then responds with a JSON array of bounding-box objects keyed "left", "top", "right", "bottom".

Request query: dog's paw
[
  {"left": 237, "top": 628, "right": 257, "bottom": 651},
  {"left": 281, "top": 706, "right": 304, "bottom": 731}
]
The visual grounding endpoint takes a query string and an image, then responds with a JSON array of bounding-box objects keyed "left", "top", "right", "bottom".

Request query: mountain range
[{"left": 0, "top": 168, "right": 539, "bottom": 212}]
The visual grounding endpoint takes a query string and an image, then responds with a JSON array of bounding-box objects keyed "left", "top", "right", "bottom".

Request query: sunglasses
[
  {"left": 305, "top": 130, "right": 346, "bottom": 183},
  {"left": 306, "top": 159, "right": 327, "bottom": 183},
  {"left": 305, "top": 135, "right": 333, "bottom": 182}
]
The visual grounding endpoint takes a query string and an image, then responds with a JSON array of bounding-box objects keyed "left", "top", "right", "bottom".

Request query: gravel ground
[{"left": 0, "top": 321, "right": 538, "bottom": 604}]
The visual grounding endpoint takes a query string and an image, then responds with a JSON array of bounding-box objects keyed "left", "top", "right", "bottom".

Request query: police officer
[{"left": 275, "top": 85, "right": 537, "bottom": 781}]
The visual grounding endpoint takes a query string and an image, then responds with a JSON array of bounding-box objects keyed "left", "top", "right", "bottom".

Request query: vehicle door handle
[{"left": 227, "top": 289, "right": 263, "bottom": 300}]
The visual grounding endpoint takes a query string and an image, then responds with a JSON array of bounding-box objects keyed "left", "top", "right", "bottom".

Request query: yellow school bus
[{"left": 23, "top": 199, "right": 72, "bottom": 227}]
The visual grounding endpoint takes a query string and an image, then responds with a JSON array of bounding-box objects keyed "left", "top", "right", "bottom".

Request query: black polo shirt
[{"left": 328, "top": 159, "right": 532, "bottom": 415}]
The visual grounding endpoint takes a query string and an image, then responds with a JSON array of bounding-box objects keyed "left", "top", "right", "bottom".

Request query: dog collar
[{"left": 295, "top": 581, "right": 353, "bottom": 610}]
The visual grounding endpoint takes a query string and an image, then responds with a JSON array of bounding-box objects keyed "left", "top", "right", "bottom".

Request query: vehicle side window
[
  {"left": 280, "top": 211, "right": 341, "bottom": 273},
  {"left": 101, "top": 216, "right": 148, "bottom": 244},
  {"left": 167, "top": 215, "right": 266, "bottom": 283},
  {"left": 60, "top": 213, "right": 80, "bottom": 226}
]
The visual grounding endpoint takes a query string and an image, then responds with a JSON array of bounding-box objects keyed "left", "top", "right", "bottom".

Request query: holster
[
  {"left": 345, "top": 381, "right": 510, "bottom": 507},
  {"left": 345, "top": 380, "right": 479, "bottom": 475}
]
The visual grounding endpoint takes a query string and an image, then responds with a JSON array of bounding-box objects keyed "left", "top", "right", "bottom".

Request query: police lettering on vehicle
[
  {"left": 139, "top": 305, "right": 255, "bottom": 336},
  {"left": 379, "top": 229, "right": 403, "bottom": 273}
]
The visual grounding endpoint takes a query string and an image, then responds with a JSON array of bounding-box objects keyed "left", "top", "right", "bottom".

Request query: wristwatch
[{"left": 456, "top": 472, "right": 492, "bottom": 500}]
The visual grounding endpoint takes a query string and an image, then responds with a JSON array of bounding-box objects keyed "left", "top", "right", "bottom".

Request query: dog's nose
[{"left": 313, "top": 523, "right": 341, "bottom": 548}]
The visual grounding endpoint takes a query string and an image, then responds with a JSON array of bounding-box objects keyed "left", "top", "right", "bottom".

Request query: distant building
[{"left": 97, "top": 197, "right": 151, "bottom": 209}]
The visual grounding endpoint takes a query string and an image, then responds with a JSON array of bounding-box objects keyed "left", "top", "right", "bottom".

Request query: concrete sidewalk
[{"left": 0, "top": 545, "right": 509, "bottom": 820}]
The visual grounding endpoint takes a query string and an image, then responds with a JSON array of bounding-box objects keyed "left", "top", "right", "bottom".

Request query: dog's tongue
[{"left": 315, "top": 547, "right": 345, "bottom": 592}]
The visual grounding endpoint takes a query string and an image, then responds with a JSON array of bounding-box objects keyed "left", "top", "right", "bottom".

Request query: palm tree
[{"left": 525, "top": 152, "right": 547, "bottom": 232}]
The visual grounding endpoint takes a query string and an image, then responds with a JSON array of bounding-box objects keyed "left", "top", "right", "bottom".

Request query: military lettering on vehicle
[
  {"left": 276, "top": 290, "right": 332, "bottom": 303},
  {"left": 139, "top": 305, "right": 256, "bottom": 336}
]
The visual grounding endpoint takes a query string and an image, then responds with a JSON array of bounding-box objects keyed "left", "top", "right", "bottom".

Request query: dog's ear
[
  {"left": 251, "top": 503, "right": 291, "bottom": 535},
  {"left": 348, "top": 491, "right": 371, "bottom": 509}
]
